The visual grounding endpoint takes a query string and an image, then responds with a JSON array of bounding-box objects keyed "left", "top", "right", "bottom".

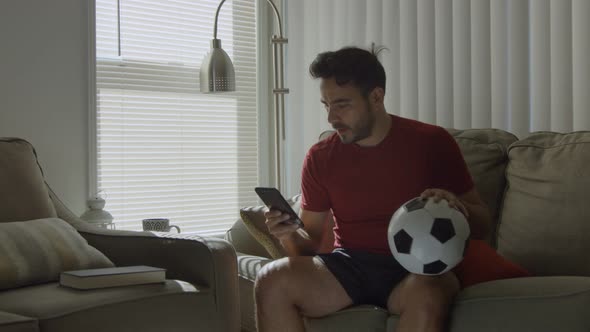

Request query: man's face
[{"left": 320, "top": 78, "right": 376, "bottom": 144}]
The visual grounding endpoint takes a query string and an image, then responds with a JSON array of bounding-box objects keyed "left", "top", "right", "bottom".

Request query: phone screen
[{"left": 254, "top": 187, "right": 304, "bottom": 228}]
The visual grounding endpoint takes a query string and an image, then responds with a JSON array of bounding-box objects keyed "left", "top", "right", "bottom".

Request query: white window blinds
[{"left": 95, "top": 0, "right": 258, "bottom": 235}]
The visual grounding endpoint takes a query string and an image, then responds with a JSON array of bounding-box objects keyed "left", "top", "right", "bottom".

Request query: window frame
[{"left": 87, "top": 0, "right": 273, "bottom": 233}]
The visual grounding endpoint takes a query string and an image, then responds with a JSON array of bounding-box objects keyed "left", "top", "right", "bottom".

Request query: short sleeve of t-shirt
[
  {"left": 430, "top": 128, "right": 474, "bottom": 196},
  {"left": 300, "top": 149, "right": 331, "bottom": 212}
]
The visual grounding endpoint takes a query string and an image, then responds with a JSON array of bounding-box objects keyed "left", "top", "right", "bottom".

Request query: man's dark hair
[{"left": 309, "top": 47, "right": 386, "bottom": 97}]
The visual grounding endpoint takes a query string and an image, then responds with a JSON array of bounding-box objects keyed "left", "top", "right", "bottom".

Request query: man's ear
[{"left": 370, "top": 87, "right": 385, "bottom": 104}]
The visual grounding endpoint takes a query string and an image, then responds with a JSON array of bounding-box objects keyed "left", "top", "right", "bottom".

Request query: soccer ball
[{"left": 387, "top": 197, "right": 470, "bottom": 275}]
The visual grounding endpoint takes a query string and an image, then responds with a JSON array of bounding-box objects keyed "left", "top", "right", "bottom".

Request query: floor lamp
[{"left": 200, "top": 0, "right": 288, "bottom": 192}]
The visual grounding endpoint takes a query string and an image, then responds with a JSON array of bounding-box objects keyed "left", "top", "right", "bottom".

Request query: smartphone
[{"left": 254, "top": 187, "right": 304, "bottom": 228}]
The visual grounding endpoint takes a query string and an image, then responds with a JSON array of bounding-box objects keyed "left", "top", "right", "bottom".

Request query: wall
[{"left": 0, "top": 0, "right": 89, "bottom": 214}]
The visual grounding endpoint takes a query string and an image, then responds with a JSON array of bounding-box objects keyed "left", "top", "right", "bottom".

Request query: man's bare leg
[
  {"left": 255, "top": 256, "right": 353, "bottom": 332},
  {"left": 387, "top": 272, "right": 460, "bottom": 332}
]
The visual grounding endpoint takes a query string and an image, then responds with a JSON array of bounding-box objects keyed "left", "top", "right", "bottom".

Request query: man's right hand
[{"left": 264, "top": 209, "right": 301, "bottom": 241}]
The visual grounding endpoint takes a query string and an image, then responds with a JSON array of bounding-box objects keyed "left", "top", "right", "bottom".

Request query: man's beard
[{"left": 336, "top": 103, "right": 375, "bottom": 144}]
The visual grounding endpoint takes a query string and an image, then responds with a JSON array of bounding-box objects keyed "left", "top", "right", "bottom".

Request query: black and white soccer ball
[{"left": 387, "top": 197, "right": 470, "bottom": 275}]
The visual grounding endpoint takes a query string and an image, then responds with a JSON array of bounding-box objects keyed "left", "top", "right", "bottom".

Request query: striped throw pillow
[
  {"left": 239, "top": 194, "right": 303, "bottom": 259},
  {"left": 0, "top": 218, "right": 114, "bottom": 290}
]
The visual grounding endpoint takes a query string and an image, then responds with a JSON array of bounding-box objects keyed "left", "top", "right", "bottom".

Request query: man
[{"left": 255, "top": 47, "right": 492, "bottom": 332}]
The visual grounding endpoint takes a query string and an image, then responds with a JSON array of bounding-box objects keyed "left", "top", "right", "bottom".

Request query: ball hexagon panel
[
  {"left": 395, "top": 250, "right": 426, "bottom": 274},
  {"left": 410, "top": 234, "right": 442, "bottom": 263},
  {"left": 424, "top": 198, "right": 452, "bottom": 220},
  {"left": 440, "top": 236, "right": 467, "bottom": 267},
  {"left": 395, "top": 209, "right": 434, "bottom": 239},
  {"left": 450, "top": 208, "right": 470, "bottom": 240}
]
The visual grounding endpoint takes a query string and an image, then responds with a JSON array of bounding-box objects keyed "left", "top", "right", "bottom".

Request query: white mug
[{"left": 142, "top": 218, "right": 181, "bottom": 233}]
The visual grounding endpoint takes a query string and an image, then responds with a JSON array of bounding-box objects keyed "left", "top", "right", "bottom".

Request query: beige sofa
[
  {"left": 0, "top": 138, "right": 240, "bottom": 332},
  {"left": 226, "top": 128, "right": 590, "bottom": 332}
]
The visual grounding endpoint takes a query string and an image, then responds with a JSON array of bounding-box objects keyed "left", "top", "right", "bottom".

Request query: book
[{"left": 60, "top": 265, "right": 166, "bottom": 290}]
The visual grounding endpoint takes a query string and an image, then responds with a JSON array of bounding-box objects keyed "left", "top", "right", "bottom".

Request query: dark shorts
[{"left": 316, "top": 248, "right": 409, "bottom": 309}]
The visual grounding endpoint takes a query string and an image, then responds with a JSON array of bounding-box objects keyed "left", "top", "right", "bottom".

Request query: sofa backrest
[
  {"left": 497, "top": 131, "right": 590, "bottom": 276},
  {"left": 448, "top": 129, "right": 518, "bottom": 246},
  {"left": 0, "top": 138, "right": 57, "bottom": 223}
]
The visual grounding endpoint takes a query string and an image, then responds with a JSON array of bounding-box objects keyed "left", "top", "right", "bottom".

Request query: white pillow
[{"left": 0, "top": 218, "right": 114, "bottom": 290}]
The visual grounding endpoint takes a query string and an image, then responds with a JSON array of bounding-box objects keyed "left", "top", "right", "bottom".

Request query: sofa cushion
[
  {"left": 0, "top": 138, "right": 57, "bottom": 223},
  {"left": 447, "top": 129, "right": 518, "bottom": 245},
  {"left": 449, "top": 276, "right": 590, "bottom": 332},
  {"left": 0, "top": 218, "right": 113, "bottom": 290},
  {"left": 236, "top": 254, "right": 273, "bottom": 332},
  {"left": 307, "top": 276, "right": 590, "bottom": 332},
  {"left": 497, "top": 131, "right": 590, "bottom": 276},
  {"left": 306, "top": 305, "right": 390, "bottom": 332},
  {"left": 0, "top": 281, "right": 214, "bottom": 332},
  {"left": 0, "top": 311, "right": 38, "bottom": 332},
  {"left": 226, "top": 217, "right": 272, "bottom": 259},
  {"left": 240, "top": 206, "right": 289, "bottom": 259}
]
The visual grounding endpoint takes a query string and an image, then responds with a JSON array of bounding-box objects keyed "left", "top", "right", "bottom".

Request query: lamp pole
[
  {"left": 256, "top": 0, "right": 289, "bottom": 192},
  {"left": 203, "top": 0, "right": 288, "bottom": 192},
  {"left": 269, "top": 1, "right": 289, "bottom": 192}
]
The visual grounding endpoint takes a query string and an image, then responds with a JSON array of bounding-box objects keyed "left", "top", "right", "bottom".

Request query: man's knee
[
  {"left": 254, "top": 258, "right": 291, "bottom": 302},
  {"left": 409, "top": 274, "right": 459, "bottom": 311},
  {"left": 392, "top": 273, "right": 460, "bottom": 315}
]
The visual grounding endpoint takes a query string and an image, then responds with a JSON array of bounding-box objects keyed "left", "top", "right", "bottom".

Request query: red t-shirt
[{"left": 301, "top": 115, "right": 474, "bottom": 254}]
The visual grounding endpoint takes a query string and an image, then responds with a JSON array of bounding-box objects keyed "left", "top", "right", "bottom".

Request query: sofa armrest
[
  {"left": 49, "top": 186, "right": 237, "bottom": 288},
  {"left": 79, "top": 224, "right": 235, "bottom": 286},
  {"left": 76, "top": 224, "right": 239, "bottom": 330}
]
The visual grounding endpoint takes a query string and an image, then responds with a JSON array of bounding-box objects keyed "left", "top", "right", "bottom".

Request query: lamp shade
[{"left": 200, "top": 39, "right": 236, "bottom": 92}]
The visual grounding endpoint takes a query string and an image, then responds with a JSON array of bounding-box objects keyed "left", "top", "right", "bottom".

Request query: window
[{"left": 94, "top": 0, "right": 258, "bottom": 235}]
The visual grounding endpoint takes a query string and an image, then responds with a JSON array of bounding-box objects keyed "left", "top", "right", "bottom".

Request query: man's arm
[
  {"left": 265, "top": 208, "right": 330, "bottom": 256},
  {"left": 421, "top": 187, "right": 492, "bottom": 239},
  {"left": 457, "top": 188, "right": 492, "bottom": 239}
]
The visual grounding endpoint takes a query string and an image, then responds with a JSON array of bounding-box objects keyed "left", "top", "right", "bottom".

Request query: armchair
[{"left": 0, "top": 137, "right": 240, "bottom": 332}]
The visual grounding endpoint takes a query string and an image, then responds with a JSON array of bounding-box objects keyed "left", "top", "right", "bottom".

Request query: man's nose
[{"left": 327, "top": 107, "right": 339, "bottom": 124}]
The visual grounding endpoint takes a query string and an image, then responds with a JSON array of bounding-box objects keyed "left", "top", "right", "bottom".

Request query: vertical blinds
[
  {"left": 285, "top": 0, "right": 590, "bottom": 197},
  {"left": 95, "top": 0, "right": 258, "bottom": 235},
  {"left": 289, "top": 0, "right": 590, "bottom": 140}
]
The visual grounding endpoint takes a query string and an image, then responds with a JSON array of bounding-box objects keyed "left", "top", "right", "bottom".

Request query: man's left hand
[{"left": 420, "top": 188, "right": 469, "bottom": 218}]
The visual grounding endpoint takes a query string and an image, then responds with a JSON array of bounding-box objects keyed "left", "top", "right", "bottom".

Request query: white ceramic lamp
[{"left": 80, "top": 197, "right": 114, "bottom": 228}]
